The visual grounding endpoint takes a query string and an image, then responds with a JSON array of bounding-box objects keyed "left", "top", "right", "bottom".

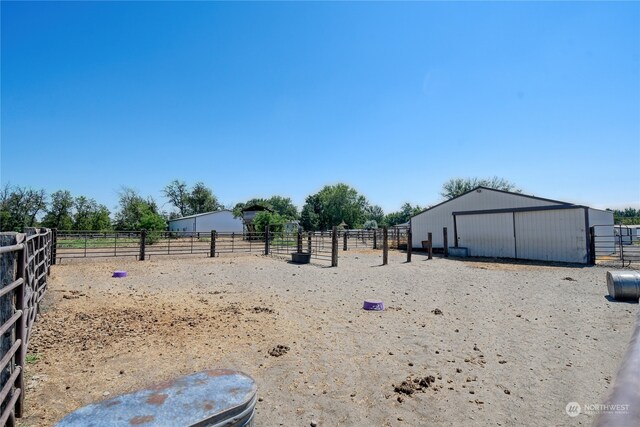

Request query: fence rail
[
  {"left": 0, "top": 227, "right": 52, "bottom": 426},
  {"left": 54, "top": 226, "right": 411, "bottom": 266}
]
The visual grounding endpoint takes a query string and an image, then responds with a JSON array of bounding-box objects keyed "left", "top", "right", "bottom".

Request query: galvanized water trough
[{"left": 56, "top": 369, "right": 257, "bottom": 427}]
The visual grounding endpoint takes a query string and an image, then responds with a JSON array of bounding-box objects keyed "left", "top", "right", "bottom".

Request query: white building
[
  {"left": 410, "top": 187, "right": 613, "bottom": 264},
  {"left": 168, "top": 210, "right": 244, "bottom": 235}
]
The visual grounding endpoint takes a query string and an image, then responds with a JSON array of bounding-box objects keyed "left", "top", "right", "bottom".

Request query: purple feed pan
[
  {"left": 112, "top": 271, "right": 127, "bottom": 278},
  {"left": 363, "top": 300, "right": 384, "bottom": 311}
]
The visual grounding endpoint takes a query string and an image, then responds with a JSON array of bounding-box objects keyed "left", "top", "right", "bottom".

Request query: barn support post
[
  {"left": 139, "top": 230, "right": 146, "bottom": 261},
  {"left": 406, "top": 228, "right": 412, "bottom": 262},
  {"left": 210, "top": 231, "right": 216, "bottom": 258},
  {"left": 373, "top": 229, "right": 378, "bottom": 250},
  {"left": 589, "top": 227, "right": 596, "bottom": 265},
  {"left": 343, "top": 231, "right": 348, "bottom": 251},
  {"left": 428, "top": 232, "right": 433, "bottom": 260},
  {"left": 382, "top": 227, "right": 389, "bottom": 265},
  {"left": 443, "top": 227, "right": 448, "bottom": 258},
  {"left": 264, "top": 226, "right": 270, "bottom": 255},
  {"left": 331, "top": 227, "right": 338, "bottom": 267}
]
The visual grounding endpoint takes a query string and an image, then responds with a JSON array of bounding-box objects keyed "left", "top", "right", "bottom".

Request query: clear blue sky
[{"left": 2, "top": 1, "right": 639, "bottom": 214}]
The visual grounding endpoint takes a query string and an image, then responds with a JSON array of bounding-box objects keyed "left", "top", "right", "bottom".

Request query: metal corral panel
[
  {"left": 411, "top": 188, "right": 563, "bottom": 248},
  {"left": 514, "top": 208, "right": 587, "bottom": 263},
  {"left": 457, "top": 213, "right": 516, "bottom": 258}
]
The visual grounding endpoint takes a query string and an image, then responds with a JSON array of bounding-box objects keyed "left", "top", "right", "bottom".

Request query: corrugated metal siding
[
  {"left": 411, "top": 188, "right": 560, "bottom": 248},
  {"left": 457, "top": 213, "right": 516, "bottom": 258},
  {"left": 168, "top": 211, "right": 243, "bottom": 233},
  {"left": 514, "top": 208, "right": 586, "bottom": 263}
]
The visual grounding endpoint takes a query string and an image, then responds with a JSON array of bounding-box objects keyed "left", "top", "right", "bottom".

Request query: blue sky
[{"left": 2, "top": 1, "right": 639, "bottom": 214}]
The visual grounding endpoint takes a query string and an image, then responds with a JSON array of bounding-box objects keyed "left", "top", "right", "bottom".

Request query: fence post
[
  {"left": 51, "top": 228, "right": 57, "bottom": 265},
  {"left": 428, "top": 232, "right": 433, "bottom": 260},
  {"left": 396, "top": 228, "right": 400, "bottom": 249},
  {"left": 264, "top": 225, "right": 270, "bottom": 255},
  {"left": 407, "top": 228, "right": 412, "bottom": 262},
  {"left": 331, "top": 226, "right": 338, "bottom": 267},
  {"left": 589, "top": 227, "right": 596, "bottom": 265},
  {"left": 383, "top": 227, "right": 389, "bottom": 265},
  {"left": 307, "top": 233, "right": 312, "bottom": 254},
  {"left": 0, "top": 233, "right": 18, "bottom": 421},
  {"left": 373, "top": 230, "right": 378, "bottom": 250},
  {"left": 443, "top": 227, "right": 448, "bottom": 258},
  {"left": 210, "top": 231, "right": 216, "bottom": 258},
  {"left": 343, "top": 231, "right": 348, "bottom": 251},
  {"left": 139, "top": 230, "right": 146, "bottom": 261}
]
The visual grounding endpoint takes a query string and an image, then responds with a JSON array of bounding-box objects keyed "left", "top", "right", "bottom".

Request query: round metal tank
[{"left": 607, "top": 271, "right": 640, "bottom": 301}]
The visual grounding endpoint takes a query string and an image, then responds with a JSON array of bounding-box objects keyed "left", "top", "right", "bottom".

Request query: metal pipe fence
[{"left": 0, "top": 227, "right": 52, "bottom": 426}]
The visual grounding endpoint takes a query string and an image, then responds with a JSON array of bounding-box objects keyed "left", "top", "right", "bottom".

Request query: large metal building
[
  {"left": 410, "top": 187, "right": 613, "bottom": 264},
  {"left": 168, "top": 210, "right": 244, "bottom": 235}
]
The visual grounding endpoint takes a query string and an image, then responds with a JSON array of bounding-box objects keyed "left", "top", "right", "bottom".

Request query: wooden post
[
  {"left": 373, "top": 229, "right": 378, "bottom": 250},
  {"left": 264, "top": 225, "right": 270, "bottom": 255},
  {"left": 51, "top": 228, "right": 57, "bottom": 265},
  {"left": 407, "top": 228, "right": 412, "bottom": 262},
  {"left": 331, "top": 226, "right": 338, "bottom": 267},
  {"left": 396, "top": 228, "right": 400, "bottom": 249},
  {"left": 428, "top": 232, "right": 433, "bottom": 260},
  {"left": 0, "top": 233, "right": 18, "bottom": 420},
  {"left": 443, "top": 227, "right": 448, "bottom": 258},
  {"left": 307, "top": 233, "right": 312, "bottom": 254},
  {"left": 383, "top": 227, "right": 389, "bottom": 265},
  {"left": 343, "top": 231, "right": 348, "bottom": 251},
  {"left": 297, "top": 231, "right": 303, "bottom": 253},
  {"left": 139, "top": 230, "right": 146, "bottom": 261},
  {"left": 210, "top": 231, "right": 216, "bottom": 258}
]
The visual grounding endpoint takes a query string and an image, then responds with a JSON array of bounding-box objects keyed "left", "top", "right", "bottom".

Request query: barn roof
[{"left": 411, "top": 186, "right": 572, "bottom": 218}]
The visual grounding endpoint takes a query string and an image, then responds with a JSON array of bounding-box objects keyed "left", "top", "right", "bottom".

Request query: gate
[{"left": 591, "top": 225, "right": 640, "bottom": 267}]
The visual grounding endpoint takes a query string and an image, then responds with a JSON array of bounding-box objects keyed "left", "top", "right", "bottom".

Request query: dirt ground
[{"left": 19, "top": 251, "right": 637, "bottom": 426}]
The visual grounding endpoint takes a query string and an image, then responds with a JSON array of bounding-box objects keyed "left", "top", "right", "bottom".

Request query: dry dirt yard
[{"left": 20, "top": 251, "right": 637, "bottom": 426}]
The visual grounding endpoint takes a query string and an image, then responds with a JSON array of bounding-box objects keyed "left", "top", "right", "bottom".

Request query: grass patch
[{"left": 25, "top": 353, "right": 40, "bottom": 364}]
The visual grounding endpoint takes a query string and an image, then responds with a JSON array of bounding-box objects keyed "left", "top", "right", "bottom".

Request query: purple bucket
[
  {"left": 112, "top": 271, "right": 127, "bottom": 278},
  {"left": 363, "top": 299, "right": 384, "bottom": 311}
]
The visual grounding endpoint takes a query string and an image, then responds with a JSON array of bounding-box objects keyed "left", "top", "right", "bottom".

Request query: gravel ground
[{"left": 20, "top": 251, "right": 637, "bottom": 426}]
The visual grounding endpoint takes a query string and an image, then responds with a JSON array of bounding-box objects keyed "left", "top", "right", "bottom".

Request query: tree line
[{"left": 3, "top": 177, "right": 633, "bottom": 233}]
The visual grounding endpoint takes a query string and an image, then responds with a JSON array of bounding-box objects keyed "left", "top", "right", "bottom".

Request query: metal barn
[
  {"left": 410, "top": 187, "right": 613, "bottom": 264},
  {"left": 168, "top": 210, "right": 244, "bottom": 235}
]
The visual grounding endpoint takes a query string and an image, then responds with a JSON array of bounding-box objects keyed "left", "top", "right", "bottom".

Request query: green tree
[
  {"left": 384, "top": 203, "right": 423, "bottom": 226},
  {"left": 364, "top": 204, "right": 384, "bottom": 224},
  {"left": 187, "top": 182, "right": 220, "bottom": 215},
  {"left": 114, "top": 187, "right": 165, "bottom": 231},
  {"left": 612, "top": 208, "right": 640, "bottom": 225},
  {"left": 441, "top": 177, "right": 520, "bottom": 200},
  {"left": 233, "top": 196, "right": 299, "bottom": 220},
  {"left": 300, "top": 183, "right": 369, "bottom": 230},
  {"left": 41, "top": 190, "right": 74, "bottom": 230},
  {"left": 163, "top": 180, "right": 190, "bottom": 217},
  {"left": 300, "top": 194, "right": 321, "bottom": 231},
  {"left": 253, "top": 211, "right": 285, "bottom": 233},
  {"left": 0, "top": 184, "right": 47, "bottom": 232}
]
